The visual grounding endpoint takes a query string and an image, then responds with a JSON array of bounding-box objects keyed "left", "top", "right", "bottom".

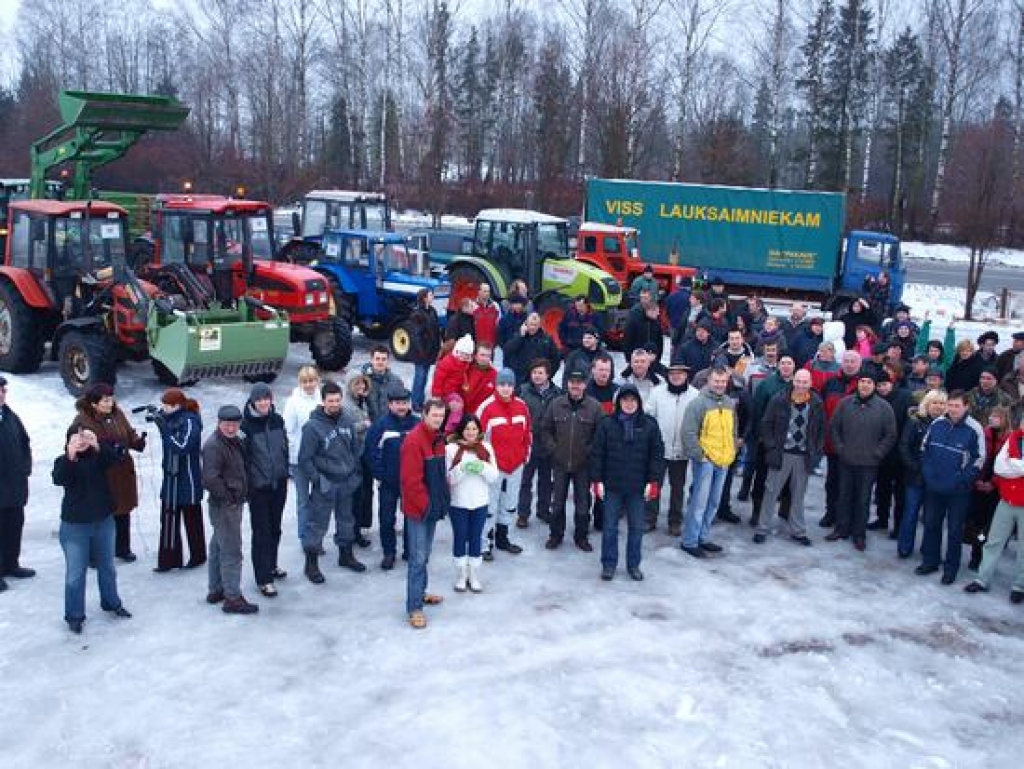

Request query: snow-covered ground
[{"left": 1, "top": 336, "right": 1023, "bottom": 768}]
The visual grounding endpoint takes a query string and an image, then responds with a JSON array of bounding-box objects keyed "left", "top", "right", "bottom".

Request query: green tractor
[{"left": 444, "top": 209, "right": 623, "bottom": 343}]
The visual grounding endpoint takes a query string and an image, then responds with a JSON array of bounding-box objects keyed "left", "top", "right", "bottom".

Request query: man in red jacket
[
  {"left": 478, "top": 369, "right": 531, "bottom": 558},
  {"left": 399, "top": 399, "right": 448, "bottom": 629},
  {"left": 473, "top": 284, "right": 501, "bottom": 347}
]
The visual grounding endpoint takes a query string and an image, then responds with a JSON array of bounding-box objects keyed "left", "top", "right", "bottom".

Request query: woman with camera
[
  {"left": 52, "top": 426, "right": 132, "bottom": 634},
  {"left": 70, "top": 384, "right": 146, "bottom": 562}
]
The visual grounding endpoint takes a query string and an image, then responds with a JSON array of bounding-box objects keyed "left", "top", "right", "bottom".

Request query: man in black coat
[
  {"left": 589, "top": 384, "right": 666, "bottom": 581},
  {"left": 0, "top": 375, "right": 34, "bottom": 592},
  {"left": 623, "top": 299, "right": 664, "bottom": 365}
]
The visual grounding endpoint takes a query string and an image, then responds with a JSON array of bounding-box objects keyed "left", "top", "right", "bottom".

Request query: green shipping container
[{"left": 584, "top": 179, "right": 846, "bottom": 280}]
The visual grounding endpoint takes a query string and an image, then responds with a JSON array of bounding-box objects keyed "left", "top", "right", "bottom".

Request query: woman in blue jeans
[
  {"left": 52, "top": 428, "right": 132, "bottom": 634},
  {"left": 446, "top": 415, "right": 498, "bottom": 593},
  {"left": 897, "top": 389, "right": 947, "bottom": 558}
]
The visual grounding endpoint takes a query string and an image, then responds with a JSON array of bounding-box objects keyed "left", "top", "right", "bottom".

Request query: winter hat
[
  {"left": 978, "top": 331, "right": 1000, "bottom": 345},
  {"left": 496, "top": 368, "right": 516, "bottom": 387},
  {"left": 643, "top": 264, "right": 654, "bottom": 274},
  {"left": 710, "top": 276, "right": 724, "bottom": 287},
  {"left": 926, "top": 366, "right": 945, "bottom": 380},
  {"left": 387, "top": 384, "right": 412, "bottom": 401},
  {"left": 249, "top": 382, "right": 273, "bottom": 402},
  {"left": 582, "top": 325, "right": 599, "bottom": 339},
  {"left": 454, "top": 334, "right": 475, "bottom": 357},
  {"left": 217, "top": 404, "right": 243, "bottom": 422},
  {"left": 1013, "top": 331, "right": 1024, "bottom": 342},
  {"left": 161, "top": 388, "right": 187, "bottom": 407},
  {"left": 697, "top": 318, "right": 715, "bottom": 333},
  {"left": 85, "top": 383, "right": 114, "bottom": 404},
  {"left": 857, "top": 366, "right": 880, "bottom": 383},
  {"left": 566, "top": 369, "right": 588, "bottom": 382}
]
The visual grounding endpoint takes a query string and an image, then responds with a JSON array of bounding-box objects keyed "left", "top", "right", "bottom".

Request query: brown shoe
[
  {"left": 222, "top": 596, "right": 259, "bottom": 615},
  {"left": 574, "top": 537, "right": 593, "bottom": 553},
  {"left": 516, "top": 515, "right": 529, "bottom": 529},
  {"left": 668, "top": 523, "right": 682, "bottom": 537},
  {"left": 206, "top": 589, "right": 225, "bottom": 604}
]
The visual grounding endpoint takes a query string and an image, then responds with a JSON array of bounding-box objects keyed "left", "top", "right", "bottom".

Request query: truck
[{"left": 583, "top": 178, "right": 904, "bottom": 315}]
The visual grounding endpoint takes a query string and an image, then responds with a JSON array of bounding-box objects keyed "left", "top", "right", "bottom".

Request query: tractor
[
  {"left": 133, "top": 194, "right": 353, "bottom": 371},
  {"left": 278, "top": 189, "right": 392, "bottom": 263},
  {"left": 0, "top": 199, "right": 289, "bottom": 394},
  {"left": 311, "top": 228, "right": 448, "bottom": 361},
  {"left": 441, "top": 209, "right": 623, "bottom": 345}
]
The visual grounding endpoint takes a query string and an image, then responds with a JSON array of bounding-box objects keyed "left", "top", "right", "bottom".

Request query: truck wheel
[
  {"left": 535, "top": 294, "right": 568, "bottom": 348},
  {"left": 58, "top": 330, "right": 117, "bottom": 397},
  {"left": 310, "top": 316, "right": 353, "bottom": 371},
  {"left": 0, "top": 281, "right": 46, "bottom": 374},
  {"left": 152, "top": 358, "right": 198, "bottom": 388},
  {"left": 391, "top": 320, "right": 415, "bottom": 362},
  {"left": 448, "top": 265, "right": 489, "bottom": 313}
]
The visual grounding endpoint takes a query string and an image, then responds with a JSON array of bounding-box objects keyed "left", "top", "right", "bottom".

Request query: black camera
[{"left": 131, "top": 404, "right": 162, "bottom": 423}]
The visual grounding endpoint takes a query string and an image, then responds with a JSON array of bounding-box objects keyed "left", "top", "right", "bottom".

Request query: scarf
[
  {"left": 617, "top": 411, "right": 637, "bottom": 443},
  {"left": 668, "top": 381, "right": 690, "bottom": 395},
  {"left": 452, "top": 438, "right": 491, "bottom": 464}
]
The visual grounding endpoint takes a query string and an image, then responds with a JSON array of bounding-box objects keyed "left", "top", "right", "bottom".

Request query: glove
[
  {"left": 590, "top": 482, "right": 604, "bottom": 501},
  {"left": 463, "top": 459, "right": 484, "bottom": 475},
  {"left": 644, "top": 482, "right": 660, "bottom": 502}
]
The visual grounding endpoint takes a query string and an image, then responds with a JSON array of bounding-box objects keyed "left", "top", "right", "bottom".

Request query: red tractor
[
  {"left": 574, "top": 222, "right": 695, "bottom": 298},
  {"left": 133, "top": 194, "right": 353, "bottom": 371}
]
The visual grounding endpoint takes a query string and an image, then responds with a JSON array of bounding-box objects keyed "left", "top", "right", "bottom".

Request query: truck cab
[
  {"left": 280, "top": 189, "right": 392, "bottom": 262},
  {"left": 838, "top": 230, "right": 904, "bottom": 312}
]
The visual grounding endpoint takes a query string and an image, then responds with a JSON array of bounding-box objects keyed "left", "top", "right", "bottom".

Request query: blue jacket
[
  {"left": 665, "top": 288, "right": 691, "bottom": 330},
  {"left": 156, "top": 408, "right": 203, "bottom": 508},
  {"left": 364, "top": 412, "right": 421, "bottom": 489},
  {"left": 921, "top": 415, "right": 982, "bottom": 493}
]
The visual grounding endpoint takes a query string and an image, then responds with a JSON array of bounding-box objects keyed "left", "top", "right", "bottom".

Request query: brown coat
[{"left": 70, "top": 400, "right": 146, "bottom": 515}]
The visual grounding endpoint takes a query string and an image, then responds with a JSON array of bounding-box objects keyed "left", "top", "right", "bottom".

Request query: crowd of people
[{"left": 2, "top": 275, "right": 1024, "bottom": 634}]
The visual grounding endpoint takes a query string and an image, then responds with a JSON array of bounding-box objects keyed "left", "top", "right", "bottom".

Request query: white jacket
[
  {"left": 447, "top": 440, "right": 499, "bottom": 509},
  {"left": 282, "top": 386, "right": 320, "bottom": 464},
  {"left": 646, "top": 382, "right": 699, "bottom": 461}
]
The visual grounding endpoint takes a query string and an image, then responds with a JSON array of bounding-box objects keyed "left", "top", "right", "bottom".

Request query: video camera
[{"left": 131, "top": 404, "right": 163, "bottom": 423}]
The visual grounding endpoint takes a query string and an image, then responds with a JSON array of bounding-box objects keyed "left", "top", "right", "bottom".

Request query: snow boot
[
  {"left": 304, "top": 550, "right": 325, "bottom": 584},
  {"left": 454, "top": 556, "right": 469, "bottom": 592},
  {"left": 495, "top": 524, "right": 523, "bottom": 554},
  {"left": 482, "top": 527, "right": 495, "bottom": 561},
  {"left": 467, "top": 557, "right": 484, "bottom": 592}
]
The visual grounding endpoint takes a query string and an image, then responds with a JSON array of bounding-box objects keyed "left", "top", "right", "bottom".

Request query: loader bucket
[
  {"left": 58, "top": 91, "right": 190, "bottom": 133},
  {"left": 147, "top": 302, "right": 290, "bottom": 383}
]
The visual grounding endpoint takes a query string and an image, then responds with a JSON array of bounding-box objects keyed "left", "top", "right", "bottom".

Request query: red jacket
[
  {"left": 400, "top": 422, "right": 446, "bottom": 520},
  {"left": 995, "top": 429, "right": 1024, "bottom": 506},
  {"left": 474, "top": 301, "right": 500, "bottom": 347},
  {"left": 478, "top": 395, "right": 532, "bottom": 472},
  {"left": 463, "top": 365, "right": 497, "bottom": 414},
  {"left": 431, "top": 353, "right": 469, "bottom": 400}
]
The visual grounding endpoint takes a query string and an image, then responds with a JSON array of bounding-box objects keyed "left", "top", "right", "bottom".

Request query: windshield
[
  {"left": 246, "top": 214, "right": 274, "bottom": 260},
  {"left": 855, "top": 239, "right": 898, "bottom": 271},
  {"left": 374, "top": 241, "right": 421, "bottom": 274},
  {"left": 54, "top": 214, "right": 125, "bottom": 272},
  {"left": 212, "top": 213, "right": 273, "bottom": 265},
  {"left": 302, "top": 197, "right": 391, "bottom": 237},
  {"left": 537, "top": 223, "right": 569, "bottom": 258}
]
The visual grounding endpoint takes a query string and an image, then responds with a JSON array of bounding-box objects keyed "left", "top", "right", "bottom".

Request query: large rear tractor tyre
[
  {"left": 310, "top": 316, "right": 354, "bottom": 371},
  {"left": 58, "top": 330, "right": 117, "bottom": 397},
  {"left": 390, "top": 319, "right": 416, "bottom": 362},
  {"left": 447, "top": 265, "right": 489, "bottom": 313},
  {"left": 331, "top": 288, "right": 357, "bottom": 327},
  {"left": 152, "top": 358, "right": 198, "bottom": 388},
  {"left": 0, "top": 281, "right": 46, "bottom": 374},
  {"left": 535, "top": 294, "right": 569, "bottom": 349}
]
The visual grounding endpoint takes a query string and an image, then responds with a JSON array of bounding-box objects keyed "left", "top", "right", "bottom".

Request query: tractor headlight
[{"left": 305, "top": 293, "right": 316, "bottom": 306}]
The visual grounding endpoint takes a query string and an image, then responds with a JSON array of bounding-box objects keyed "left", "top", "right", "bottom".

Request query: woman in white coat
[{"left": 447, "top": 414, "right": 499, "bottom": 592}]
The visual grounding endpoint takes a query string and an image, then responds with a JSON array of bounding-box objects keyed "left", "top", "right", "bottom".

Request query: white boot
[
  {"left": 454, "top": 556, "right": 469, "bottom": 592},
  {"left": 467, "top": 557, "right": 484, "bottom": 593}
]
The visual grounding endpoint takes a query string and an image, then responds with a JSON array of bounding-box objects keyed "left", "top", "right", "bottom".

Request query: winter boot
[
  {"left": 338, "top": 546, "right": 367, "bottom": 573},
  {"left": 454, "top": 556, "right": 469, "bottom": 592},
  {"left": 495, "top": 523, "right": 523, "bottom": 554},
  {"left": 304, "top": 550, "right": 325, "bottom": 584},
  {"left": 482, "top": 527, "right": 495, "bottom": 562},
  {"left": 222, "top": 595, "right": 259, "bottom": 615},
  {"left": 467, "top": 557, "right": 484, "bottom": 592}
]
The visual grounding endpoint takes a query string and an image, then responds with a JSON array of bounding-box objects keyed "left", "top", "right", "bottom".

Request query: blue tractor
[{"left": 310, "top": 229, "right": 448, "bottom": 361}]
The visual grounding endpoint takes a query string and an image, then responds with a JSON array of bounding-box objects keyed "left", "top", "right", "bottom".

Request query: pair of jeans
[
  {"left": 208, "top": 502, "right": 245, "bottom": 599},
  {"left": 290, "top": 463, "right": 312, "bottom": 541},
  {"left": 550, "top": 466, "right": 591, "bottom": 539},
  {"left": 450, "top": 506, "right": 488, "bottom": 557},
  {"left": 60, "top": 516, "right": 121, "bottom": 622},
  {"left": 682, "top": 459, "right": 728, "bottom": 548},
  {"left": 835, "top": 463, "right": 877, "bottom": 541},
  {"left": 975, "top": 501, "right": 1024, "bottom": 589},
  {"left": 0, "top": 505, "right": 26, "bottom": 574},
  {"left": 896, "top": 483, "right": 925, "bottom": 557},
  {"left": 249, "top": 485, "right": 287, "bottom": 585},
  {"left": 405, "top": 516, "right": 437, "bottom": 613},
  {"left": 412, "top": 363, "right": 431, "bottom": 411},
  {"left": 378, "top": 484, "right": 401, "bottom": 557},
  {"left": 601, "top": 491, "right": 645, "bottom": 570},
  {"left": 921, "top": 489, "right": 970, "bottom": 579},
  {"left": 518, "top": 454, "right": 553, "bottom": 521}
]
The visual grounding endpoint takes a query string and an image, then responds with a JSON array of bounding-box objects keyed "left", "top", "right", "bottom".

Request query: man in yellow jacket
[{"left": 680, "top": 366, "right": 739, "bottom": 558}]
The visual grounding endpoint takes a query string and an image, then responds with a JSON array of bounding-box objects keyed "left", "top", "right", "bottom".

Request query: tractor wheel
[
  {"left": 152, "top": 358, "right": 198, "bottom": 388},
  {"left": 535, "top": 294, "right": 569, "bottom": 349},
  {"left": 390, "top": 319, "right": 415, "bottom": 362},
  {"left": 0, "top": 281, "right": 46, "bottom": 374},
  {"left": 58, "top": 330, "right": 117, "bottom": 397},
  {"left": 331, "top": 288, "right": 357, "bottom": 327},
  {"left": 310, "top": 316, "right": 353, "bottom": 371},
  {"left": 448, "top": 265, "right": 489, "bottom": 313}
]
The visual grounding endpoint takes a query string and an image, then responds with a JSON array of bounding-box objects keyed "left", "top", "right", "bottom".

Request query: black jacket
[
  {"left": 408, "top": 305, "right": 442, "bottom": 365},
  {"left": 202, "top": 429, "right": 248, "bottom": 507},
  {"left": 760, "top": 389, "right": 825, "bottom": 471},
  {"left": 623, "top": 310, "right": 664, "bottom": 362},
  {"left": 242, "top": 401, "right": 289, "bottom": 492},
  {"left": 0, "top": 404, "right": 31, "bottom": 508},
  {"left": 898, "top": 413, "right": 933, "bottom": 487},
  {"left": 504, "top": 330, "right": 562, "bottom": 385},
  {"left": 542, "top": 393, "right": 604, "bottom": 472},
  {"left": 52, "top": 443, "right": 119, "bottom": 523},
  {"left": 588, "top": 385, "right": 666, "bottom": 494},
  {"left": 673, "top": 336, "right": 715, "bottom": 374},
  {"left": 518, "top": 381, "right": 562, "bottom": 458}
]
